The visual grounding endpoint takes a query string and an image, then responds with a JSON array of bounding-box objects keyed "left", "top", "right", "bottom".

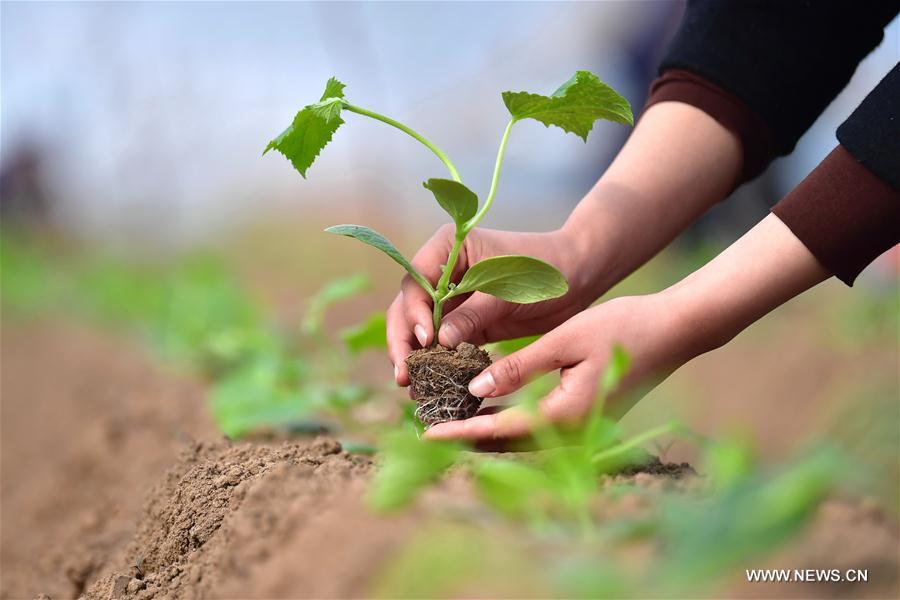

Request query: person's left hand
[{"left": 422, "top": 292, "right": 702, "bottom": 442}]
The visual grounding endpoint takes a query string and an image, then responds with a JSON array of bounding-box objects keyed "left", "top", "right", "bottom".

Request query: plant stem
[
  {"left": 340, "top": 106, "right": 517, "bottom": 336},
  {"left": 431, "top": 299, "right": 443, "bottom": 337},
  {"left": 342, "top": 102, "right": 461, "bottom": 182},
  {"left": 590, "top": 421, "right": 680, "bottom": 467},
  {"left": 431, "top": 119, "right": 517, "bottom": 334},
  {"left": 464, "top": 118, "right": 516, "bottom": 233},
  {"left": 436, "top": 231, "right": 465, "bottom": 295}
]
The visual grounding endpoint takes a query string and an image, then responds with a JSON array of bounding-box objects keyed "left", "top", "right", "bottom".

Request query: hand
[
  {"left": 423, "top": 214, "right": 831, "bottom": 442},
  {"left": 421, "top": 293, "right": 695, "bottom": 441},
  {"left": 387, "top": 224, "right": 605, "bottom": 385}
]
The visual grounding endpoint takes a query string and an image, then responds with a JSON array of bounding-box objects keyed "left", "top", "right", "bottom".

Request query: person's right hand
[{"left": 387, "top": 224, "right": 605, "bottom": 385}]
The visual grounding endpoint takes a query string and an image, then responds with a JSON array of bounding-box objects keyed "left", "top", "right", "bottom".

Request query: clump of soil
[{"left": 406, "top": 342, "right": 492, "bottom": 427}]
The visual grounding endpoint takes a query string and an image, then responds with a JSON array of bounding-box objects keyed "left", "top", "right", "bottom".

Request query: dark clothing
[
  {"left": 837, "top": 65, "right": 900, "bottom": 192},
  {"left": 647, "top": 0, "right": 899, "bottom": 285},
  {"left": 772, "top": 146, "right": 900, "bottom": 285}
]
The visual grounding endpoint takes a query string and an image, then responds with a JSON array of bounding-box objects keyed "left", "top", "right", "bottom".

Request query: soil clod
[{"left": 406, "top": 342, "right": 492, "bottom": 427}]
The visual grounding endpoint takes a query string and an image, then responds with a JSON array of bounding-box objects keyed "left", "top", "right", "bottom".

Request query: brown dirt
[
  {"left": 0, "top": 320, "right": 218, "bottom": 600},
  {"left": 82, "top": 438, "right": 388, "bottom": 600},
  {"left": 3, "top": 321, "right": 897, "bottom": 599},
  {"left": 406, "top": 342, "right": 492, "bottom": 427}
]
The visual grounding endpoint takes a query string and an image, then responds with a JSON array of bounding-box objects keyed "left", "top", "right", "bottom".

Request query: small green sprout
[{"left": 265, "top": 72, "right": 633, "bottom": 332}]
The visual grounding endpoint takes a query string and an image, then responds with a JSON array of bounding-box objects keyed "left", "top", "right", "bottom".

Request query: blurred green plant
[
  {"left": 0, "top": 232, "right": 387, "bottom": 439},
  {"left": 368, "top": 426, "right": 463, "bottom": 511},
  {"left": 368, "top": 341, "right": 845, "bottom": 598},
  {"left": 373, "top": 438, "right": 844, "bottom": 599}
]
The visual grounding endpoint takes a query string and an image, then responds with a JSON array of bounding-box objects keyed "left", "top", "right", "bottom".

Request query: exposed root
[{"left": 406, "top": 343, "right": 492, "bottom": 427}]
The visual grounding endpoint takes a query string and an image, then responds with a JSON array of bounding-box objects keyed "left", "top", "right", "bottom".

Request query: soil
[
  {"left": 406, "top": 342, "right": 492, "bottom": 427},
  {"left": 0, "top": 321, "right": 218, "bottom": 600},
  {"left": 82, "top": 438, "right": 380, "bottom": 600},
  {"left": 3, "top": 321, "right": 898, "bottom": 599}
]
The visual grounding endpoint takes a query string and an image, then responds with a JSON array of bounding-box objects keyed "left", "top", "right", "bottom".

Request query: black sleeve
[
  {"left": 837, "top": 63, "right": 900, "bottom": 191},
  {"left": 659, "top": 0, "right": 899, "bottom": 157}
]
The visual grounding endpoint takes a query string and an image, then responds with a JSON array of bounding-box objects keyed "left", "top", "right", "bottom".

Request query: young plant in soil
[{"left": 265, "top": 72, "right": 633, "bottom": 426}]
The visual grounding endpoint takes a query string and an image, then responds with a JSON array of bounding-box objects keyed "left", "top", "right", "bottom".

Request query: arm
[
  {"left": 424, "top": 214, "right": 830, "bottom": 441},
  {"left": 561, "top": 100, "right": 742, "bottom": 295},
  {"left": 387, "top": 100, "right": 742, "bottom": 383},
  {"left": 657, "top": 0, "right": 898, "bottom": 177}
]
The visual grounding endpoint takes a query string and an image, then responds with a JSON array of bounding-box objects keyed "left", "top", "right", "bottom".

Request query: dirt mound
[
  {"left": 81, "top": 436, "right": 431, "bottom": 600},
  {"left": 83, "top": 436, "right": 703, "bottom": 600},
  {"left": 0, "top": 321, "right": 218, "bottom": 599}
]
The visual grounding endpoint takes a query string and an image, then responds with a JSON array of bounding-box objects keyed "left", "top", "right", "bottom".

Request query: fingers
[
  {"left": 400, "top": 274, "right": 435, "bottom": 346},
  {"left": 386, "top": 294, "right": 414, "bottom": 385},
  {"left": 424, "top": 360, "right": 600, "bottom": 442},
  {"left": 437, "top": 293, "right": 506, "bottom": 348},
  {"left": 405, "top": 224, "right": 456, "bottom": 344},
  {"left": 535, "top": 361, "right": 601, "bottom": 423},
  {"left": 467, "top": 329, "right": 581, "bottom": 398},
  {"left": 385, "top": 226, "right": 455, "bottom": 384},
  {"left": 423, "top": 406, "right": 536, "bottom": 441}
]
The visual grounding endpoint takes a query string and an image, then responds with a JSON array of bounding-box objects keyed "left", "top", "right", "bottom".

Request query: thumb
[
  {"left": 468, "top": 331, "right": 576, "bottom": 399},
  {"left": 438, "top": 293, "right": 506, "bottom": 348}
]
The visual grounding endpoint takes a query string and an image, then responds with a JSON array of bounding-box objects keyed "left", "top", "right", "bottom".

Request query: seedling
[{"left": 265, "top": 72, "right": 632, "bottom": 425}]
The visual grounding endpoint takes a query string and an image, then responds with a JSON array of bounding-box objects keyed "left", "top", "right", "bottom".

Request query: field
[{"left": 1, "top": 228, "right": 898, "bottom": 599}]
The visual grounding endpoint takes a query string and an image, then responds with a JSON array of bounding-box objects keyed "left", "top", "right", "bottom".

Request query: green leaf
[
  {"left": 319, "top": 76, "right": 346, "bottom": 102},
  {"left": 450, "top": 255, "right": 567, "bottom": 303},
  {"left": 368, "top": 428, "right": 462, "bottom": 511},
  {"left": 486, "top": 334, "right": 540, "bottom": 356},
  {"left": 310, "top": 97, "right": 344, "bottom": 122},
  {"left": 339, "top": 440, "right": 378, "bottom": 456},
  {"left": 502, "top": 70, "right": 633, "bottom": 141},
  {"left": 301, "top": 273, "right": 370, "bottom": 335},
  {"left": 210, "top": 354, "right": 309, "bottom": 439},
  {"left": 325, "top": 225, "right": 434, "bottom": 296},
  {"left": 422, "top": 178, "right": 478, "bottom": 227},
  {"left": 601, "top": 344, "right": 631, "bottom": 394},
  {"left": 474, "top": 459, "right": 551, "bottom": 518},
  {"left": 263, "top": 77, "right": 347, "bottom": 178},
  {"left": 703, "top": 437, "right": 757, "bottom": 492},
  {"left": 340, "top": 312, "right": 387, "bottom": 354}
]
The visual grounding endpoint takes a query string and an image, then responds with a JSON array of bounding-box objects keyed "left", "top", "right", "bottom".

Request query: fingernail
[
  {"left": 439, "top": 322, "right": 461, "bottom": 348},
  {"left": 414, "top": 324, "right": 428, "bottom": 347},
  {"left": 469, "top": 372, "right": 496, "bottom": 397},
  {"left": 393, "top": 364, "right": 399, "bottom": 381}
]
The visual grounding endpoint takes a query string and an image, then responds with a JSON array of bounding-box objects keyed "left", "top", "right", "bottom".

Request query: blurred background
[
  {"left": 2, "top": 0, "right": 898, "bottom": 476},
  {"left": 4, "top": 0, "right": 897, "bottom": 244}
]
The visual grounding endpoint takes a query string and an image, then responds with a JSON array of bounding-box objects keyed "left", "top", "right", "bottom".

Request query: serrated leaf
[
  {"left": 450, "top": 255, "right": 567, "bottom": 303},
  {"left": 422, "top": 178, "right": 478, "bottom": 227},
  {"left": 502, "top": 70, "right": 633, "bottom": 141},
  {"left": 325, "top": 225, "right": 434, "bottom": 295},
  {"left": 340, "top": 312, "right": 387, "bottom": 354},
  {"left": 319, "top": 76, "right": 345, "bottom": 101},
  {"left": 310, "top": 97, "right": 344, "bottom": 122},
  {"left": 263, "top": 77, "right": 347, "bottom": 178}
]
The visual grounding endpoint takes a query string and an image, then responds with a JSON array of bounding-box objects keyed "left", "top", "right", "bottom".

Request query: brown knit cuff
[
  {"left": 772, "top": 145, "right": 900, "bottom": 286},
  {"left": 646, "top": 69, "right": 779, "bottom": 186}
]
